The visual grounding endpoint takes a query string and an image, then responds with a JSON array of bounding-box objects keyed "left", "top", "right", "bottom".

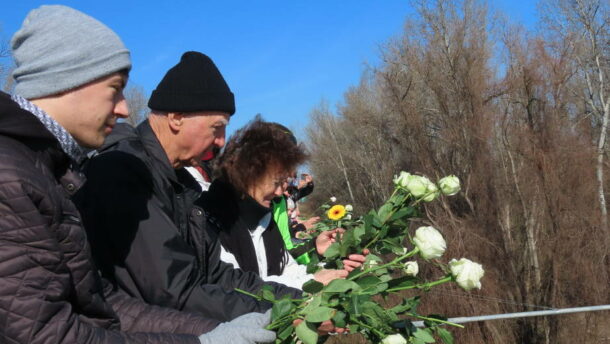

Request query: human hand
[
  {"left": 301, "top": 216, "right": 320, "bottom": 230},
  {"left": 313, "top": 269, "right": 348, "bottom": 285},
  {"left": 199, "top": 310, "right": 276, "bottom": 344},
  {"left": 315, "top": 228, "right": 344, "bottom": 255},
  {"left": 292, "top": 319, "right": 349, "bottom": 336},
  {"left": 342, "top": 252, "right": 368, "bottom": 272}
]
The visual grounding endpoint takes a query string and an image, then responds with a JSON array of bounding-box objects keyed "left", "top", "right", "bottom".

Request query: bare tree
[
  {"left": 123, "top": 84, "right": 148, "bottom": 126},
  {"left": 541, "top": 0, "right": 610, "bottom": 247},
  {"left": 307, "top": 1, "right": 609, "bottom": 343}
]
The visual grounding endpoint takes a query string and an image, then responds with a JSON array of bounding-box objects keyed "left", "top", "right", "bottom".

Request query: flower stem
[
  {"left": 385, "top": 275, "right": 452, "bottom": 293},
  {"left": 234, "top": 288, "right": 262, "bottom": 301},
  {"left": 351, "top": 317, "right": 386, "bottom": 338},
  {"left": 349, "top": 248, "right": 419, "bottom": 281},
  {"left": 408, "top": 314, "right": 464, "bottom": 328}
]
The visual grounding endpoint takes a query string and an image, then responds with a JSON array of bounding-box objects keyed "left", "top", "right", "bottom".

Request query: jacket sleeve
[
  {"left": 104, "top": 282, "right": 220, "bottom": 335},
  {"left": 0, "top": 171, "right": 201, "bottom": 344},
  {"left": 76, "top": 151, "right": 300, "bottom": 323}
]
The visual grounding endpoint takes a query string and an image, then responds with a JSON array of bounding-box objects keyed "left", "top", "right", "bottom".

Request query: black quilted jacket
[{"left": 0, "top": 92, "right": 218, "bottom": 343}]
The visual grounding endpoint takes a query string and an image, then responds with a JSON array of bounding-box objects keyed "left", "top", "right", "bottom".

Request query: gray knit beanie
[{"left": 11, "top": 5, "right": 131, "bottom": 99}]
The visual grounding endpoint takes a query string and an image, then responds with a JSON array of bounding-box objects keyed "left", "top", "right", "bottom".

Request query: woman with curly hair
[{"left": 199, "top": 116, "right": 364, "bottom": 289}]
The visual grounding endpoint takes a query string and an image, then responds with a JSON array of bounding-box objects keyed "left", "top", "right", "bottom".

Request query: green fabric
[{"left": 272, "top": 197, "right": 310, "bottom": 264}]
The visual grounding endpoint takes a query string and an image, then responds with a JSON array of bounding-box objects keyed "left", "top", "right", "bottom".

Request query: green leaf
[
  {"left": 332, "top": 310, "right": 347, "bottom": 328},
  {"left": 389, "top": 206, "right": 415, "bottom": 221},
  {"left": 323, "top": 279, "right": 361, "bottom": 293},
  {"left": 387, "top": 275, "right": 418, "bottom": 290},
  {"left": 271, "top": 299, "right": 295, "bottom": 321},
  {"left": 436, "top": 327, "right": 454, "bottom": 344},
  {"left": 348, "top": 294, "right": 370, "bottom": 316},
  {"left": 355, "top": 275, "right": 382, "bottom": 290},
  {"left": 389, "top": 296, "right": 420, "bottom": 314},
  {"left": 276, "top": 323, "right": 295, "bottom": 341},
  {"left": 302, "top": 279, "right": 324, "bottom": 294},
  {"left": 304, "top": 306, "right": 336, "bottom": 322},
  {"left": 261, "top": 284, "right": 275, "bottom": 302},
  {"left": 301, "top": 295, "right": 322, "bottom": 314},
  {"left": 323, "top": 242, "right": 340, "bottom": 259},
  {"left": 295, "top": 321, "right": 318, "bottom": 344},
  {"left": 413, "top": 328, "right": 436, "bottom": 343},
  {"left": 353, "top": 225, "right": 365, "bottom": 241},
  {"left": 377, "top": 202, "right": 394, "bottom": 221}
]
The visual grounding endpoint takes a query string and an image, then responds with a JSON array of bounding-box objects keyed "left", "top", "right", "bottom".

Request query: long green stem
[
  {"left": 351, "top": 317, "right": 386, "bottom": 338},
  {"left": 385, "top": 275, "right": 452, "bottom": 293},
  {"left": 409, "top": 314, "right": 464, "bottom": 328},
  {"left": 349, "top": 248, "right": 419, "bottom": 281}
]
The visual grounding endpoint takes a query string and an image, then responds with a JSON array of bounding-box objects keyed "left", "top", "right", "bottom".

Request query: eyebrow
[{"left": 215, "top": 118, "right": 229, "bottom": 126}]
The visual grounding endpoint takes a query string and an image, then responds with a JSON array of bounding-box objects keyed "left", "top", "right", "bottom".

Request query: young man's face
[
  {"left": 61, "top": 72, "right": 129, "bottom": 148},
  {"left": 176, "top": 111, "right": 229, "bottom": 168}
]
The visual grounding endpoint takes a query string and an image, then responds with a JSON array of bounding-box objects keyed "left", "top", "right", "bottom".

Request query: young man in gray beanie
[{"left": 0, "top": 5, "right": 275, "bottom": 344}]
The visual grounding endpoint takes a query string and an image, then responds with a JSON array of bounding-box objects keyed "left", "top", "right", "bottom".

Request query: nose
[
  {"left": 214, "top": 131, "right": 226, "bottom": 148},
  {"left": 273, "top": 184, "right": 284, "bottom": 197},
  {"left": 114, "top": 95, "right": 129, "bottom": 118}
]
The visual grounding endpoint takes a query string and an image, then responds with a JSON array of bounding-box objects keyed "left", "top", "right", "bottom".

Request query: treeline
[{"left": 305, "top": 0, "right": 609, "bottom": 343}]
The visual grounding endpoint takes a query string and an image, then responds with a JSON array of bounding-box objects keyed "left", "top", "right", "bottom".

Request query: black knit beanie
[{"left": 148, "top": 51, "right": 235, "bottom": 115}]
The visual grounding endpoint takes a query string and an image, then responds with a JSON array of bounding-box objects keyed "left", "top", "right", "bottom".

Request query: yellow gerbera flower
[{"left": 327, "top": 205, "right": 346, "bottom": 220}]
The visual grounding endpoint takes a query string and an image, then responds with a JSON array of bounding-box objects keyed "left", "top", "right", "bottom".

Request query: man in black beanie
[{"left": 74, "top": 52, "right": 301, "bottom": 326}]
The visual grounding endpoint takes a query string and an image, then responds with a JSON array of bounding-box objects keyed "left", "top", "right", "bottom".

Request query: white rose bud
[
  {"left": 449, "top": 258, "right": 484, "bottom": 291},
  {"left": 422, "top": 182, "right": 439, "bottom": 202},
  {"left": 330, "top": 196, "right": 337, "bottom": 202},
  {"left": 381, "top": 334, "right": 407, "bottom": 344},
  {"left": 438, "top": 175, "right": 461, "bottom": 196},
  {"left": 345, "top": 204, "right": 353, "bottom": 212},
  {"left": 344, "top": 214, "right": 352, "bottom": 220},
  {"left": 403, "top": 261, "right": 419, "bottom": 276},
  {"left": 413, "top": 226, "right": 446, "bottom": 260},
  {"left": 393, "top": 171, "right": 412, "bottom": 188}
]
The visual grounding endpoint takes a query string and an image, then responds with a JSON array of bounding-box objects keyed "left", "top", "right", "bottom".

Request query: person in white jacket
[{"left": 199, "top": 116, "right": 366, "bottom": 290}]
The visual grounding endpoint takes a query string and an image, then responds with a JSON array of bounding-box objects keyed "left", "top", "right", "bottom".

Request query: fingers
[
  {"left": 346, "top": 254, "right": 367, "bottom": 263},
  {"left": 316, "top": 320, "right": 335, "bottom": 335}
]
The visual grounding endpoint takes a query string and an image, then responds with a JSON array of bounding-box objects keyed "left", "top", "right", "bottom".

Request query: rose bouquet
[{"left": 239, "top": 172, "right": 483, "bottom": 344}]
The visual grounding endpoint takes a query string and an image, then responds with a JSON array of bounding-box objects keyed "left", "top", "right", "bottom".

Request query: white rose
[
  {"left": 345, "top": 204, "right": 353, "bottom": 212},
  {"left": 413, "top": 226, "right": 446, "bottom": 260},
  {"left": 422, "top": 182, "right": 440, "bottom": 202},
  {"left": 449, "top": 258, "right": 484, "bottom": 291},
  {"left": 330, "top": 196, "right": 337, "bottom": 202},
  {"left": 405, "top": 175, "right": 438, "bottom": 201},
  {"left": 393, "top": 171, "right": 412, "bottom": 188},
  {"left": 438, "top": 175, "right": 460, "bottom": 196},
  {"left": 403, "top": 261, "right": 419, "bottom": 276},
  {"left": 344, "top": 214, "right": 352, "bottom": 220},
  {"left": 381, "top": 334, "right": 407, "bottom": 344}
]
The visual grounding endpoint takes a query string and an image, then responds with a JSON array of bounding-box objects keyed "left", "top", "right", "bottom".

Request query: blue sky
[{"left": 2, "top": 1, "right": 538, "bottom": 137}]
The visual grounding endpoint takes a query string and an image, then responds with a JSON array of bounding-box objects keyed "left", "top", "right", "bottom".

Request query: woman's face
[{"left": 249, "top": 166, "right": 293, "bottom": 208}]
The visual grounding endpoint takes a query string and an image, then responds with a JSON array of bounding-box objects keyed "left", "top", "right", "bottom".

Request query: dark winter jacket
[
  {"left": 0, "top": 91, "right": 217, "bottom": 344},
  {"left": 199, "top": 180, "right": 288, "bottom": 276},
  {"left": 74, "top": 121, "right": 301, "bottom": 322}
]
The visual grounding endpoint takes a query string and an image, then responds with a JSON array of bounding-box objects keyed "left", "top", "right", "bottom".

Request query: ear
[{"left": 167, "top": 112, "right": 184, "bottom": 132}]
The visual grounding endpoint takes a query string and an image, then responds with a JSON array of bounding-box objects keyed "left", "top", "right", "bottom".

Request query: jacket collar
[
  {"left": 135, "top": 120, "right": 180, "bottom": 184},
  {"left": 0, "top": 91, "right": 73, "bottom": 177},
  {"left": 201, "top": 179, "right": 271, "bottom": 231}
]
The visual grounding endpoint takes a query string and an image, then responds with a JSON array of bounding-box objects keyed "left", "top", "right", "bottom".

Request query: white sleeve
[{"left": 262, "top": 253, "right": 313, "bottom": 290}]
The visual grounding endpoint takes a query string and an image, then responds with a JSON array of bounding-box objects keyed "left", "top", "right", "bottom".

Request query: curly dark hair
[{"left": 214, "top": 115, "right": 308, "bottom": 196}]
